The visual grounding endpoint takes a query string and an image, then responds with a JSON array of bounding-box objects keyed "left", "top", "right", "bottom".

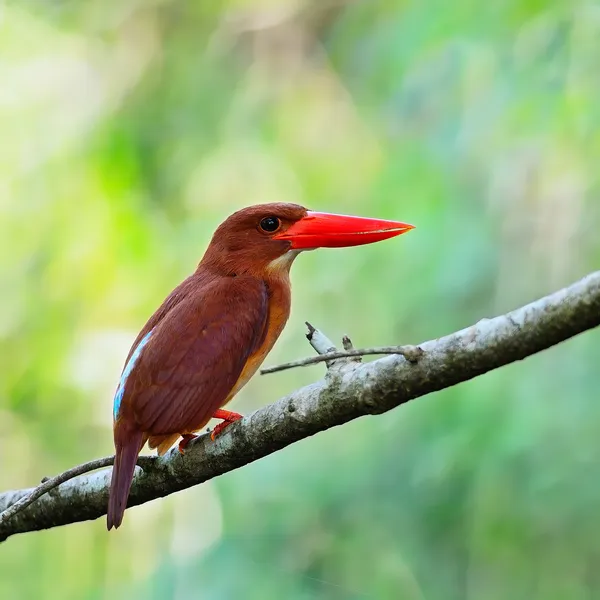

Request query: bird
[{"left": 107, "top": 203, "right": 414, "bottom": 529}]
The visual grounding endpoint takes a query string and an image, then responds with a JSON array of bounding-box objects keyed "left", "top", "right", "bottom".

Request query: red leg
[
  {"left": 210, "top": 409, "right": 243, "bottom": 441},
  {"left": 178, "top": 433, "right": 198, "bottom": 454},
  {"left": 213, "top": 409, "right": 243, "bottom": 421}
]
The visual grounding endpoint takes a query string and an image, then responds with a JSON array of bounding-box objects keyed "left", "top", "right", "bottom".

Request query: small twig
[
  {"left": 305, "top": 321, "right": 337, "bottom": 355},
  {"left": 0, "top": 457, "right": 113, "bottom": 526},
  {"left": 342, "top": 335, "right": 354, "bottom": 351},
  {"left": 342, "top": 334, "right": 363, "bottom": 364},
  {"left": 304, "top": 321, "right": 342, "bottom": 369},
  {"left": 0, "top": 455, "right": 154, "bottom": 526},
  {"left": 261, "top": 345, "right": 424, "bottom": 375}
]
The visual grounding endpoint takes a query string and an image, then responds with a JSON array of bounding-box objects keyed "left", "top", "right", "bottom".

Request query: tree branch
[
  {"left": 1, "top": 270, "right": 599, "bottom": 541},
  {"left": 260, "top": 345, "right": 424, "bottom": 374}
]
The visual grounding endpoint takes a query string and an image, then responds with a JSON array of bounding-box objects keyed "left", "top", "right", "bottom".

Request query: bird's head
[{"left": 201, "top": 203, "right": 414, "bottom": 277}]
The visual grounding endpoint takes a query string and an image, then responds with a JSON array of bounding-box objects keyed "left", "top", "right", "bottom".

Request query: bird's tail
[{"left": 107, "top": 426, "right": 144, "bottom": 530}]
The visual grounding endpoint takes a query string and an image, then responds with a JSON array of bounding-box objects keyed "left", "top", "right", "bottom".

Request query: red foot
[
  {"left": 178, "top": 433, "right": 198, "bottom": 454},
  {"left": 210, "top": 409, "right": 243, "bottom": 441}
]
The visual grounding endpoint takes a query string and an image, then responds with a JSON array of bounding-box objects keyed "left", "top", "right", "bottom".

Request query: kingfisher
[{"left": 107, "top": 203, "right": 414, "bottom": 529}]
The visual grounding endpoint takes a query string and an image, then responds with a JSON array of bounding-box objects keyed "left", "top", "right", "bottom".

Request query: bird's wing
[
  {"left": 116, "top": 274, "right": 269, "bottom": 434},
  {"left": 120, "top": 273, "right": 204, "bottom": 368}
]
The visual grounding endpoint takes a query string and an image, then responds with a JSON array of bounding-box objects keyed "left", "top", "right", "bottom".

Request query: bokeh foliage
[{"left": 1, "top": 0, "right": 600, "bottom": 598}]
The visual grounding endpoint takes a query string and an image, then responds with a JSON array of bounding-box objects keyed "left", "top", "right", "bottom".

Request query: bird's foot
[
  {"left": 210, "top": 409, "right": 243, "bottom": 441},
  {"left": 178, "top": 433, "right": 198, "bottom": 454}
]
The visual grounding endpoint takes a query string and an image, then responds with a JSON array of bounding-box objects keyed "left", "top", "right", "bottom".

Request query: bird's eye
[{"left": 259, "top": 216, "right": 281, "bottom": 233}]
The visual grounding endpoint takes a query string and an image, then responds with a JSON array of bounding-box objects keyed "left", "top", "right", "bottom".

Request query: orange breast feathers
[{"left": 226, "top": 272, "right": 291, "bottom": 401}]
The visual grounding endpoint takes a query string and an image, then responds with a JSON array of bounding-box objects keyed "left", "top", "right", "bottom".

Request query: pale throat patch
[{"left": 267, "top": 250, "right": 302, "bottom": 274}]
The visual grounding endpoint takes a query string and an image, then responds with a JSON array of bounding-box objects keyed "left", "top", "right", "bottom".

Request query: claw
[
  {"left": 210, "top": 409, "right": 243, "bottom": 441},
  {"left": 178, "top": 433, "right": 198, "bottom": 454}
]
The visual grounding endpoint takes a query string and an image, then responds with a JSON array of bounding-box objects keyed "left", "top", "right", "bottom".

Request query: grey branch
[
  {"left": 1, "top": 270, "right": 599, "bottom": 542},
  {"left": 260, "top": 345, "right": 424, "bottom": 374},
  {"left": 0, "top": 455, "right": 155, "bottom": 529}
]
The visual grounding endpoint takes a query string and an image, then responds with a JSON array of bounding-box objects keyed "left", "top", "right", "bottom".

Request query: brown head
[{"left": 200, "top": 202, "right": 414, "bottom": 277}]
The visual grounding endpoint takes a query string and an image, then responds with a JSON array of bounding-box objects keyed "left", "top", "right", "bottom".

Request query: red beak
[{"left": 273, "top": 211, "right": 415, "bottom": 250}]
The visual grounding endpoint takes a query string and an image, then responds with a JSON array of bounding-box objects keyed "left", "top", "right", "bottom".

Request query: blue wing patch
[{"left": 113, "top": 330, "right": 153, "bottom": 420}]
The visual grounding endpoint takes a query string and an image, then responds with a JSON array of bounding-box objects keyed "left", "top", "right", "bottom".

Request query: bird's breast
[{"left": 225, "top": 276, "right": 291, "bottom": 402}]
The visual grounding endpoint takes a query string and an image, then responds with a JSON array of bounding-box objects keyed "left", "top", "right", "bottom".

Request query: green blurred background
[{"left": 1, "top": 0, "right": 600, "bottom": 598}]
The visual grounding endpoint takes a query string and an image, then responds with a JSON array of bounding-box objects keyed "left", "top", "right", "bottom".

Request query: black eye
[{"left": 259, "top": 216, "right": 281, "bottom": 233}]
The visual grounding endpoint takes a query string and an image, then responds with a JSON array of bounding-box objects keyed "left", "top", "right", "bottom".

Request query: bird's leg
[
  {"left": 178, "top": 433, "right": 198, "bottom": 454},
  {"left": 210, "top": 409, "right": 243, "bottom": 440}
]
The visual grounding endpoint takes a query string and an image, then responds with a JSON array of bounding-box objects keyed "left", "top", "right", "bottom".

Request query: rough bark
[{"left": 0, "top": 270, "right": 599, "bottom": 542}]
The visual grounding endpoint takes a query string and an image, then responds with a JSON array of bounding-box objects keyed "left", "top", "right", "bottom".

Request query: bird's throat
[{"left": 266, "top": 249, "right": 301, "bottom": 276}]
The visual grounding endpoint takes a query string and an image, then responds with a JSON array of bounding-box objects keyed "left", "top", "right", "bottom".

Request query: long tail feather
[{"left": 107, "top": 429, "right": 144, "bottom": 530}]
